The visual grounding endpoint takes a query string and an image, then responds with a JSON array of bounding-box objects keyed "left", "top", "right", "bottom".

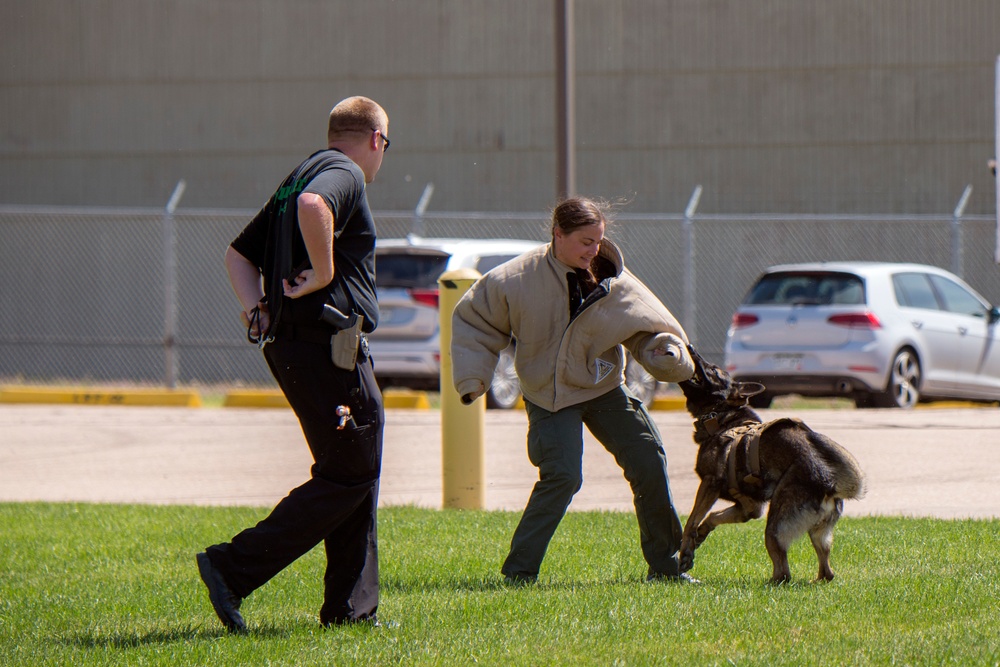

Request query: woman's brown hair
[{"left": 551, "top": 196, "right": 610, "bottom": 238}]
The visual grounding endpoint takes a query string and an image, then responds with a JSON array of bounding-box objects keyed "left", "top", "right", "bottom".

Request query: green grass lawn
[{"left": 1, "top": 503, "right": 997, "bottom": 666}]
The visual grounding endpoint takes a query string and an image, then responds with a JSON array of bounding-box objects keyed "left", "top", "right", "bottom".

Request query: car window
[
  {"left": 892, "top": 272, "right": 940, "bottom": 310},
  {"left": 475, "top": 254, "right": 519, "bottom": 275},
  {"left": 375, "top": 253, "right": 450, "bottom": 289},
  {"left": 745, "top": 272, "right": 864, "bottom": 305},
  {"left": 928, "top": 274, "right": 988, "bottom": 317}
]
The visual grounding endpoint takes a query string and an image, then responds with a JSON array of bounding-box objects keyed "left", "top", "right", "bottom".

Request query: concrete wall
[{"left": 1, "top": 0, "right": 998, "bottom": 215}]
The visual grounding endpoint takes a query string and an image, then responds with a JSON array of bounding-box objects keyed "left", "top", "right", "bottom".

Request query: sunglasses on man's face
[{"left": 373, "top": 129, "right": 390, "bottom": 153}]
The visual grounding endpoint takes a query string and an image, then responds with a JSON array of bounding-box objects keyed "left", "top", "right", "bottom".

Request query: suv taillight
[
  {"left": 409, "top": 288, "right": 440, "bottom": 308},
  {"left": 827, "top": 312, "right": 882, "bottom": 329},
  {"left": 731, "top": 313, "right": 759, "bottom": 329}
]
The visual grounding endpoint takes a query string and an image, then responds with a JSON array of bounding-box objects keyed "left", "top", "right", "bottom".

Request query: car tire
[
  {"left": 625, "top": 354, "right": 659, "bottom": 406},
  {"left": 871, "top": 348, "right": 921, "bottom": 409},
  {"left": 487, "top": 344, "right": 521, "bottom": 410}
]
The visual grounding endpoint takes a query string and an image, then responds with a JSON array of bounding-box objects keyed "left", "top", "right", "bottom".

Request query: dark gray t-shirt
[{"left": 231, "top": 149, "right": 379, "bottom": 333}]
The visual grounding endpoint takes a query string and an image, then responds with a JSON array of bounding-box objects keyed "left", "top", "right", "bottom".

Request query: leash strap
[{"left": 246, "top": 305, "right": 274, "bottom": 349}]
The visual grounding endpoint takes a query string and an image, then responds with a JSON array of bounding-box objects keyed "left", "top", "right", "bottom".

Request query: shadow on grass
[
  {"left": 380, "top": 573, "right": 710, "bottom": 594},
  {"left": 382, "top": 575, "right": 510, "bottom": 594},
  {"left": 61, "top": 623, "right": 294, "bottom": 649},
  {"left": 382, "top": 571, "right": 835, "bottom": 596}
]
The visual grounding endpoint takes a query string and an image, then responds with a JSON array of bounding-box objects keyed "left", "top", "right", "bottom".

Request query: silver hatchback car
[{"left": 724, "top": 262, "right": 1000, "bottom": 408}]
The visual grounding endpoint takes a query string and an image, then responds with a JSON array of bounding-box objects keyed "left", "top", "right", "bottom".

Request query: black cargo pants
[
  {"left": 204, "top": 332, "right": 384, "bottom": 625},
  {"left": 501, "top": 385, "right": 684, "bottom": 580}
]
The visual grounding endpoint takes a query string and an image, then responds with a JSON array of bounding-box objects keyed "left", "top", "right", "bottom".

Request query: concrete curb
[
  {"left": 216, "top": 390, "right": 686, "bottom": 411},
  {"left": 649, "top": 395, "right": 686, "bottom": 411},
  {"left": 222, "top": 390, "right": 290, "bottom": 409},
  {"left": 381, "top": 390, "right": 432, "bottom": 410},
  {"left": 915, "top": 400, "right": 999, "bottom": 409},
  {"left": 0, "top": 385, "right": 201, "bottom": 407},
  {"left": 2, "top": 385, "right": 991, "bottom": 412},
  {"left": 221, "top": 388, "right": 432, "bottom": 410}
]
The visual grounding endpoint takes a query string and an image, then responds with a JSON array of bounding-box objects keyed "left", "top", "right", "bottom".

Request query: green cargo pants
[{"left": 501, "top": 385, "right": 684, "bottom": 581}]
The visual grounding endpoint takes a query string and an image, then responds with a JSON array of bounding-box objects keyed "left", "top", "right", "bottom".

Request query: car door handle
[
  {"left": 911, "top": 320, "right": 923, "bottom": 330},
  {"left": 958, "top": 327, "right": 968, "bottom": 336}
]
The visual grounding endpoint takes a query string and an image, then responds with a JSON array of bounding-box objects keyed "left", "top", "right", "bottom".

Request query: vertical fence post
[
  {"left": 951, "top": 184, "right": 972, "bottom": 278},
  {"left": 682, "top": 185, "right": 702, "bottom": 346},
  {"left": 163, "top": 180, "right": 186, "bottom": 389},
  {"left": 555, "top": 0, "right": 575, "bottom": 200},
  {"left": 411, "top": 182, "right": 434, "bottom": 238}
]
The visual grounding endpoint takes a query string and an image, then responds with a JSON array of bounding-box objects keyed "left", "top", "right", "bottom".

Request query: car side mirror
[{"left": 990, "top": 307, "right": 1000, "bottom": 325}]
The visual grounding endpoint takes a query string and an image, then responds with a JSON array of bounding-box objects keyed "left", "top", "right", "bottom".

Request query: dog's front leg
[
  {"left": 679, "top": 481, "right": 720, "bottom": 572},
  {"left": 681, "top": 495, "right": 766, "bottom": 572},
  {"left": 700, "top": 500, "right": 765, "bottom": 537}
]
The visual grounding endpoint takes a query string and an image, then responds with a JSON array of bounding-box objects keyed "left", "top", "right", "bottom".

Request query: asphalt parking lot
[{"left": 2, "top": 403, "right": 999, "bottom": 520}]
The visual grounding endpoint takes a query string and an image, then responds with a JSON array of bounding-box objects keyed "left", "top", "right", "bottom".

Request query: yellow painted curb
[
  {"left": 0, "top": 386, "right": 201, "bottom": 407},
  {"left": 223, "top": 390, "right": 289, "bottom": 409},
  {"left": 649, "top": 395, "right": 686, "bottom": 411},
  {"left": 383, "top": 389, "right": 431, "bottom": 410},
  {"left": 222, "top": 389, "right": 433, "bottom": 410},
  {"left": 916, "top": 400, "right": 999, "bottom": 409}
]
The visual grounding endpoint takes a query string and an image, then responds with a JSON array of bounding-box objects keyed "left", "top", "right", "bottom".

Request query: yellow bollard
[{"left": 438, "top": 268, "right": 485, "bottom": 510}]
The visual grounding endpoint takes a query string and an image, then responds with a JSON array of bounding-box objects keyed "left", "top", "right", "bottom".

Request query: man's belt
[
  {"left": 274, "top": 322, "right": 369, "bottom": 360},
  {"left": 273, "top": 322, "right": 335, "bottom": 345}
]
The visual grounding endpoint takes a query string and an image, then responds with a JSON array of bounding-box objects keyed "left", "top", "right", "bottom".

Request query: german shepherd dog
[{"left": 677, "top": 346, "right": 866, "bottom": 583}]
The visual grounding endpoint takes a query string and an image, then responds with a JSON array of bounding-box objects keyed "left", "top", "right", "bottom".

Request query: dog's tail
[
  {"left": 813, "top": 433, "right": 868, "bottom": 500},
  {"left": 832, "top": 457, "right": 867, "bottom": 500}
]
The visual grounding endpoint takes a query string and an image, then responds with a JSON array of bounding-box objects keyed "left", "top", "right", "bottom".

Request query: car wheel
[
  {"left": 487, "top": 344, "right": 521, "bottom": 410},
  {"left": 872, "top": 349, "right": 921, "bottom": 409},
  {"left": 625, "top": 354, "right": 659, "bottom": 406}
]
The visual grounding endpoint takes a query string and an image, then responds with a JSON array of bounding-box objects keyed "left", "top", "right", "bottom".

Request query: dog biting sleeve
[{"left": 639, "top": 332, "right": 695, "bottom": 382}]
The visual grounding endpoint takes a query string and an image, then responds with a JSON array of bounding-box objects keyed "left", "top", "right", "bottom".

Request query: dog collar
[{"left": 699, "top": 412, "right": 722, "bottom": 435}]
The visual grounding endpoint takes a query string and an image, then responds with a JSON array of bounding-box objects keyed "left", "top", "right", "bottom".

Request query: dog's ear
[{"left": 735, "top": 382, "right": 766, "bottom": 398}]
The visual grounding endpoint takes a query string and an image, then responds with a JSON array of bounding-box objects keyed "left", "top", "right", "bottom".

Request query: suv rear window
[
  {"left": 745, "top": 272, "right": 865, "bottom": 306},
  {"left": 375, "top": 253, "right": 449, "bottom": 289}
]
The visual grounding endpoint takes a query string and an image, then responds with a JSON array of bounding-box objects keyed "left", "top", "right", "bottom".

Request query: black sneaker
[{"left": 196, "top": 552, "right": 247, "bottom": 633}]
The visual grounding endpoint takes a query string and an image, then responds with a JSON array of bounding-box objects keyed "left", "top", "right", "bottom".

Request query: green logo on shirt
[{"left": 276, "top": 177, "right": 311, "bottom": 215}]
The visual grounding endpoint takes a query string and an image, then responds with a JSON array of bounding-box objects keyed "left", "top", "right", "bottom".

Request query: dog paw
[
  {"left": 678, "top": 550, "right": 695, "bottom": 573},
  {"left": 812, "top": 568, "right": 835, "bottom": 583}
]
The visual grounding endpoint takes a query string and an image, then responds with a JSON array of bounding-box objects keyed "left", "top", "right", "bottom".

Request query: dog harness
[
  {"left": 722, "top": 422, "right": 767, "bottom": 492},
  {"left": 705, "top": 417, "right": 807, "bottom": 502}
]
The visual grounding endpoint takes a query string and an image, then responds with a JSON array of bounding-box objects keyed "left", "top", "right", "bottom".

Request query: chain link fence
[{"left": 1, "top": 205, "right": 998, "bottom": 389}]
